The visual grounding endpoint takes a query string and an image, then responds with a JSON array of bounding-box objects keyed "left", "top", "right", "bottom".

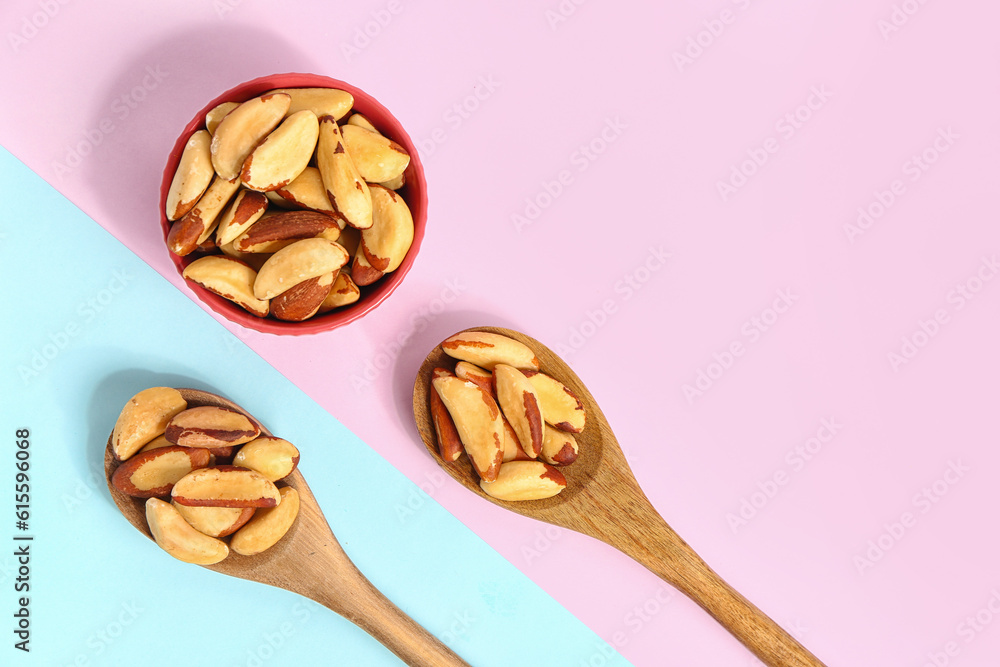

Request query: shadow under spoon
[
  {"left": 412, "top": 326, "right": 827, "bottom": 667},
  {"left": 105, "top": 388, "right": 468, "bottom": 667}
]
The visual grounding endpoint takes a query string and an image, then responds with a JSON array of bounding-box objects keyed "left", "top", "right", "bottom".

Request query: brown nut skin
[
  {"left": 171, "top": 465, "right": 282, "bottom": 508},
  {"left": 337, "top": 225, "right": 361, "bottom": 256},
  {"left": 182, "top": 255, "right": 269, "bottom": 318},
  {"left": 219, "top": 239, "right": 271, "bottom": 272},
  {"left": 316, "top": 269, "right": 360, "bottom": 312},
  {"left": 146, "top": 437, "right": 227, "bottom": 465},
  {"left": 272, "top": 166, "right": 338, "bottom": 218},
  {"left": 494, "top": 364, "right": 544, "bottom": 459},
  {"left": 501, "top": 417, "right": 532, "bottom": 463},
  {"left": 112, "top": 387, "right": 188, "bottom": 461},
  {"left": 340, "top": 124, "right": 410, "bottom": 184},
  {"left": 454, "top": 362, "right": 493, "bottom": 395},
  {"left": 230, "top": 486, "right": 300, "bottom": 556},
  {"left": 232, "top": 435, "right": 300, "bottom": 482},
  {"left": 270, "top": 272, "right": 336, "bottom": 322},
  {"left": 479, "top": 461, "right": 567, "bottom": 501},
  {"left": 211, "top": 93, "right": 291, "bottom": 180},
  {"left": 195, "top": 236, "right": 218, "bottom": 254},
  {"left": 316, "top": 114, "right": 372, "bottom": 230},
  {"left": 269, "top": 87, "right": 354, "bottom": 121},
  {"left": 351, "top": 243, "right": 384, "bottom": 286},
  {"left": 171, "top": 503, "right": 254, "bottom": 538},
  {"left": 540, "top": 427, "right": 579, "bottom": 466},
  {"left": 253, "top": 238, "right": 350, "bottom": 300},
  {"left": 361, "top": 185, "right": 414, "bottom": 273},
  {"left": 441, "top": 332, "right": 541, "bottom": 371},
  {"left": 111, "top": 446, "right": 211, "bottom": 498},
  {"left": 523, "top": 370, "right": 586, "bottom": 433},
  {"left": 240, "top": 109, "right": 319, "bottom": 192},
  {"left": 265, "top": 189, "right": 295, "bottom": 209},
  {"left": 167, "top": 175, "right": 241, "bottom": 256},
  {"left": 234, "top": 210, "right": 341, "bottom": 254},
  {"left": 166, "top": 129, "right": 213, "bottom": 221},
  {"left": 164, "top": 406, "right": 260, "bottom": 449},
  {"left": 215, "top": 189, "right": 269, "bottom": 246},
  {"left": 208, "top": 445, "right": 235, "bottom": 460},
  {"left": 431, "top": 374, "right": 504, "bottom": 482},
  {"left": 451, "top": 363, "right": 528, "bottom": 463},
  {"left": 430, "top": 369, "right": 464, "bottom": 463},
  {"left": 146, "top": 498, "right": 229, "bottom": 564}
]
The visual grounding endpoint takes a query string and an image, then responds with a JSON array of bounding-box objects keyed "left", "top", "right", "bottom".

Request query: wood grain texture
[
  {"left": 106, "top": 388, "right": 468, "bottom": 667},
  {"left": 413, "top": 326, "right": 827, "bottom": 667}
]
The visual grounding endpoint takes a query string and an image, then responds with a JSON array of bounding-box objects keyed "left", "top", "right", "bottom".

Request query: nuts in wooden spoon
[
  {"left": 112, "top": 387, "right": 188, "bottom": 461},
  {"left": 171, "top": 466, "right": 281, "bottom": 508},
  {"left": 146, "top": 498, "right": 230, "bottom": 565},
  {"left": 440, "top": 331, "right": 541, "bottom": 371},
  {"left": 431, "top": 371, "right": 504, "bottom": 483},
  {"left": 429, "top": 369, "right": 464, "bottom": 463},
  {"left": 523, "top": 370, "right": 586, "bottom": 433},
  {"left": 230, "top": 486, "right": 301, "bottom": 556},
  {"left": 426, "top": 332, "right": 587, "bottom": 501},
  {"left": 164, "top": 406, "right": 260, "bottom": 448},
  {"left": 494, "top": 364, "right": 544, "bottom": 459},
  {"left": 479, "top": 461, "right": 567, "bottom": 502},
  {"left": 172, "top": 504, "right": 254, "bottom": 538},
  {"left": 109, "top": 388, "right": 301, "bottom": 564},
  {"left": 111, "top": 446, "right": 211, "bottom": 498},
  {"left": 232, "top": 436, "right": 300, "bottom": 482}
]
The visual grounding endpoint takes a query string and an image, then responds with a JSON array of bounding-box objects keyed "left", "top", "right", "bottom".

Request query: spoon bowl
[
  {"left": 413, "top": 329, "right": 616, "bottom": 519},
  {"left": 413, "top": 326, "right": 827, "bottom": 667},
  {"left": 106, "top": 388, "right": 468, "bottom": 667}
]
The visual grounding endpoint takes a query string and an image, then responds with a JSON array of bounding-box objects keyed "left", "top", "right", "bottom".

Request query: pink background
[{"left": 3, "top": 1, "right": 999, "bottom": 664}]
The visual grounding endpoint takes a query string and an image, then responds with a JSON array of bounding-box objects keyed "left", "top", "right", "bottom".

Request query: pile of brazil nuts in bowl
[
  {"left": 161, "top": 74, "right": 426, "bottom": 334},
  {"left": 427, "top": 332, "right": 588, "bottom": 501},
  {"left": 108, "top": 387, "right": 300, "bottom": 565}
]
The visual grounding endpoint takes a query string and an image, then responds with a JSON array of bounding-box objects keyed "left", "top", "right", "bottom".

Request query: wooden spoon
[
  {"left": 105, "top": 388, "right": 468, "bottom": 667},
  {"left": 412, "top": 326, "right": 827, "bottom": 667}
]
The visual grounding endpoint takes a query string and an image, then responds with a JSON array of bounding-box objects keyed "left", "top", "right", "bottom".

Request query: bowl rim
[{"left": 159, "top": 72, "right": 427, "bottom": 336}]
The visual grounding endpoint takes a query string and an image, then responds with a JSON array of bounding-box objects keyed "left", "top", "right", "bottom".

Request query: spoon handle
[
  {"left": 301, "top": 555, "right": 470, "bottom": 667},
  {"left": 597, "top": 509, "right": 826, "bottom": 667}
]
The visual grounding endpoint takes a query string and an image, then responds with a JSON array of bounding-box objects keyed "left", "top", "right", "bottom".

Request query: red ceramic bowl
[{"left": 160, "top": 73, "right": 427, "bottom": 335}]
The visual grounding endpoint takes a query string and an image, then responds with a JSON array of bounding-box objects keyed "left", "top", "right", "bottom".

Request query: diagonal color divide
[{"left": 0, "top": 147, "right": 631, "bottom": 666}]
